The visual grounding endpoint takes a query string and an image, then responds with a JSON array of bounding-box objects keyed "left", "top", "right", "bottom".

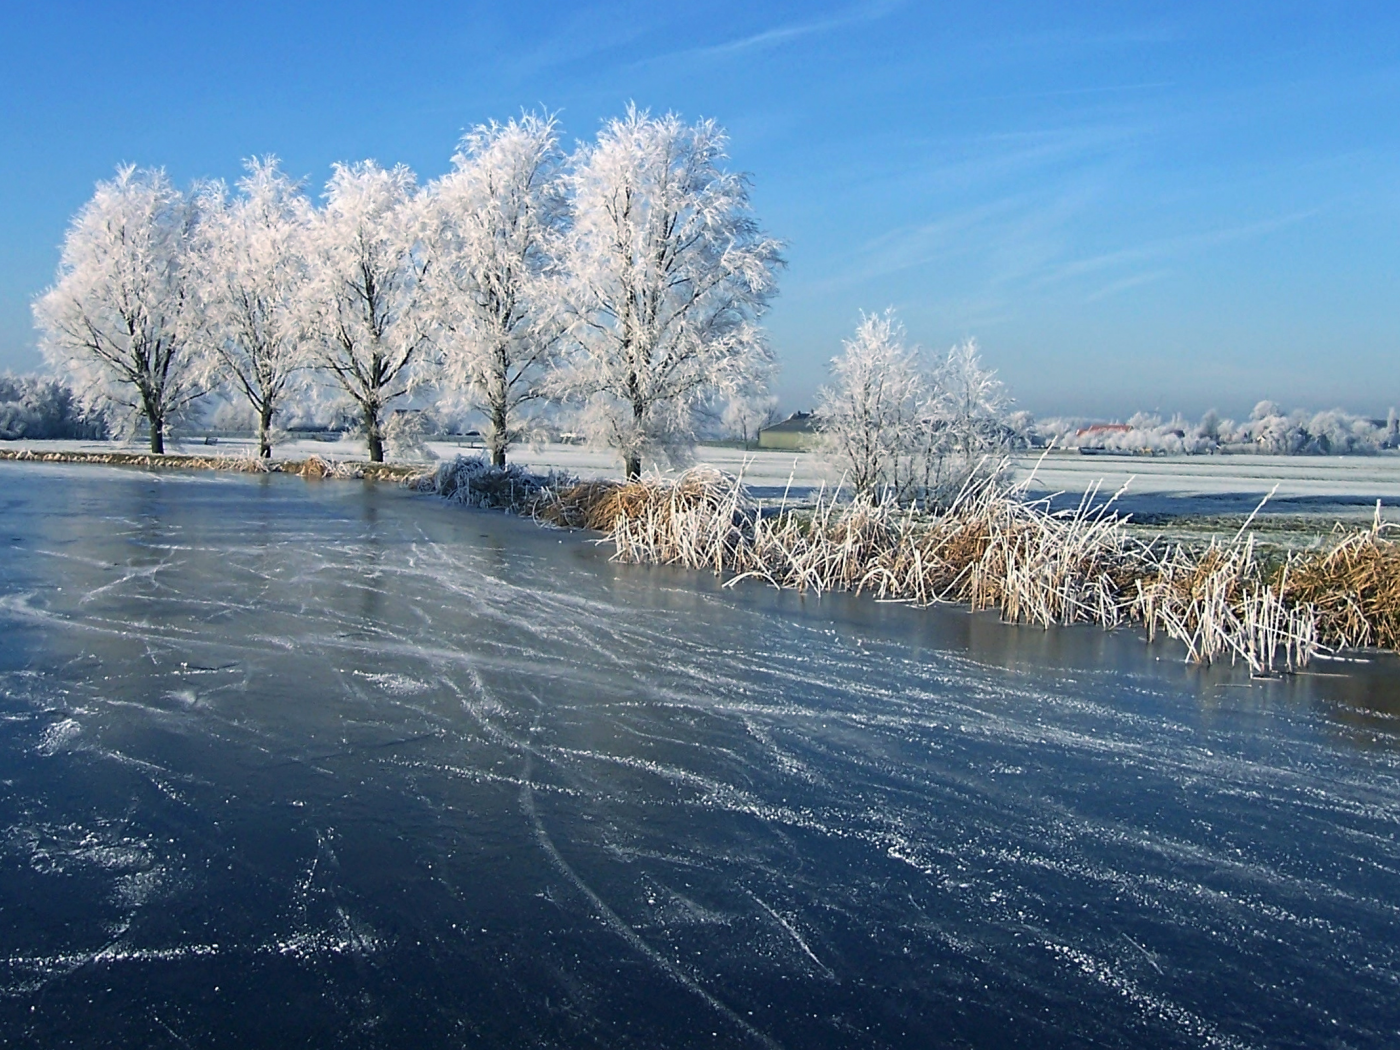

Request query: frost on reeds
[
  {"left": 407, "top": 457, "right": 1400, "bottom": 674},
  {"left": 296, "top": 454, "right": 364, "bottom": 479},
  {"left": 862, "top": 477, "right": 1141, "bottom": 629},
  {"left": 537, "top": 466, "right": 1400, "bottom": 674},
  {"left": 1284, "top": 508, "right": 1400, "bottom": 650},
  {"left": 0, "top": 446, "right": 430, "bottom": 481},
  {"left": 0, "top": 447, "right": 272, "bottom": 473},
  {"left": 1134, "top": 539, "right": 1318, "bottom": 675},
  {"left": 584, "top": 468, "right": 1156, "bottom": 630},
  {"left": 411, "top": 454, "right": 572, "bottom": 513}
]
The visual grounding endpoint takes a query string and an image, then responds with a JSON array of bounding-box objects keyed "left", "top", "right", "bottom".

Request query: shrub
[{"left": 0, "top": 374, "right": 108, "bottom": 440}]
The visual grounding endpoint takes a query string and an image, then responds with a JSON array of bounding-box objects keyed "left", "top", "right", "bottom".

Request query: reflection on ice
[{"left": 1, "top": 462, "right": 1399, "bottom": 1048}]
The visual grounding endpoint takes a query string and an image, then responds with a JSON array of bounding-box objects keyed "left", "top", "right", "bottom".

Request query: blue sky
[{"left": 3, "top": 1, "right": 1397, "bottom": 419}]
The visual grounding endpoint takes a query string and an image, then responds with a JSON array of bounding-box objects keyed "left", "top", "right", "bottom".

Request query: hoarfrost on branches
[
  {"left": 815, "top": 310, "right": 925, "bottom": 499},
  {"left": 721, "top": 393, "right": 779, "bottom": 449},
  {"left": 0, "top": 374, "right": 107, "bottom": 440},
  {"left": 817, "top": 316, "right": 1015, "bottom": 504},
  {"left": 191, "top": 158, "right": 313, "bottom": 457},
  {"left": 934, "top": 339, "right": 1010, "bottom": 456},
  {"left": 33, "top": 166, "right": 203, "bottom": 453},
  {"left": 306, "top": 162, "right": 431, "bottom": 462},
  {"left": 422, "top": 113, "right": 569, "bottom": 468},
  {"left": 554, "top": 105, "right": 783, "bottom": 479},
  {"left": 383, "top": 408, "right": 434, "bottom": 461},
  {"left": 918, "top": 338, "right": 1014, "bottom": 500}
]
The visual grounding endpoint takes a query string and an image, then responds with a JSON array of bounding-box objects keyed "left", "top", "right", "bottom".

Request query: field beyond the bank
[{"left": 8, "top": 438, "right": 1400, "bottom": 533}]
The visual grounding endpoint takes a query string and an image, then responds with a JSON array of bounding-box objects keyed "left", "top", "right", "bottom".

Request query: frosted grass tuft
[{"left": 520, "top": 465, "right": 1400, "bottom": 675}]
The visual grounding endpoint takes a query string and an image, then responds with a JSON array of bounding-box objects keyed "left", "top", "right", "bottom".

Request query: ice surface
[{"left": 0, "top": 461, "right": 1398, "bottom": 1048}]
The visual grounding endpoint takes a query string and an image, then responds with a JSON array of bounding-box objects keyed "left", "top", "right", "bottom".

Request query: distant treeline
[
  {"left": 1037, "top": 403, "right": 1400, "bottom": 456},
  {"left": 0, "top": 374, "right": 107, "bottom": 441}
]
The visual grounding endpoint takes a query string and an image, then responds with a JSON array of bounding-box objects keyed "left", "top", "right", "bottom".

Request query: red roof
[{"left": 1075, "top": 423, "right": 1133, "bottom": 437}]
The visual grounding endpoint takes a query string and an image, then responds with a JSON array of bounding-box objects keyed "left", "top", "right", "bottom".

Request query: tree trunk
[
  {"left": 149, "top": 414, "right": 164, "bottom": 454},
  {"left": 489, "top": 403, "right": 508, "bottom": 468},
  {"left": 258, "top": 404, "right": 274, "bottom": 459},
  {"left": 364, "top": 404, "right": 384, "bottom": 463},
  {"left": 625, "top": 398, "right": 644, "bottom": 480}
]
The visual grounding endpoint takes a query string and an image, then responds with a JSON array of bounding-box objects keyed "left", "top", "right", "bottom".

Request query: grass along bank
[
  {"left": 0, "top": 446, "right": 420, "bottom": 481},
  {"left": 5, "top": 446, "right": 1394, "bottom": 675},
  {"left": 416, "top": 455, "right": 1399, "bottom": 676}
]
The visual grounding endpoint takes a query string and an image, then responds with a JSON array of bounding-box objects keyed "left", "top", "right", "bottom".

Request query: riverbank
[
  {"left": 413, "top": 456, "right": 1398, "bottom": 675},
  {"left": 9, "top": 439, "right": 1400, "bottom": 519},
  {"left": 6, "top": 443, "right": 1398, "bottom": 674},
  {"left": 0, "top": 446, "right": 419, "bottom": 481}
]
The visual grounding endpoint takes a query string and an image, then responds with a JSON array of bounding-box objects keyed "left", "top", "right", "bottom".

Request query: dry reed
[
  {"left": 1284, "top": 509, "right": 1400, "bottom": 650},
  {"left": 530, "top": 467, "right": 1400, "bottom": 675},
  {"left": 36, "top": 444, "right": 1381, "bottom": 674}
]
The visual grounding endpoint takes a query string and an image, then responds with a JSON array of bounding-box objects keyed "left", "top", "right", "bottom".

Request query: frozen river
[{"left": 1, "top": 463, "right": 1399, "bottom": 1048}]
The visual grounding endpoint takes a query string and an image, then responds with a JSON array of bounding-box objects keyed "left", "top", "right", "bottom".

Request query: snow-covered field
[
  {"left": 1009, "top": 449, "right": 1400, "bottom": 503},
  {"left": 10, "top": 438, "right": 1400, "bottom": 519}
]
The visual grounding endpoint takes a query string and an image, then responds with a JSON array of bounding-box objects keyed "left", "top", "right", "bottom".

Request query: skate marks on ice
[{"left": 0, "top": 465, "right": 1398, "bottom": 1046}]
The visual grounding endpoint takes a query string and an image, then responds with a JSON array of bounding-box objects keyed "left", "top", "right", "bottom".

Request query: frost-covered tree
[
  {"left": 721, "top": 392, "right": 778, "bottom": 449},
  {"left": 0, "top": 374, "right": 107, "bottom": 440},
  {"left": 422, "top": 113, "right": 568, "bottom": 467},
  {"left": 935, "top": 339, "right": 1010, "bottom": 456},
  {"left": 306, "top": 162, "right": 429, "bottom": 462},
  {"left": 34, "top": 166, "right": 202, "bottom": 453},
  {"left": 555, "top": 106, "right": 783, "bottom": 479},
  {"left": 818, "top": 317, "right": 1017, "bottom": 502},
  {"left": 1041, "top": 400, "right": 1394, "bottom": 456},
  {"left": 917, "top": 338, "right": 1013, "bottom": 495},
  {"left": 192, "top": 158, "right": 312, "bottom": 457},
  {"left": 815, "top": 311, "right": 925, "bottom": 499},
  {"left": 1303, "top": 409, "right": 1386, "bottom": 454},
  {"left": 1245, "top": 401, "right": 1308, "bottom": 454},
  {"left": 1199, "top": 408, "right": 1221, "bottom": 442}
]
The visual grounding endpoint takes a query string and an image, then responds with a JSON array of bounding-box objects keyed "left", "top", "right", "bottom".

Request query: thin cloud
[
  {"left": 798, "top": 195, "right": 1032, "bottom": 295},
  {"left": 988, "top": 21, "right": 1183, "bottom": 54},
  {"left": 1084, "top": 268, "right": 1172, "bottom": 303},
  {"left": 645, "top": 0, "right": 904, "bottom": 65},
  {"left": 499, "top": 6, "right": 662, "bottom": 80},
  {"left": 1043, "top": 209, "right": 1320, "bottom": 287},
  {"left": 956, "top": 80, "right": 1176, "bottom": 107},
  {"left": 812, "top": 143, "right": 1127, "bottom": 293}
]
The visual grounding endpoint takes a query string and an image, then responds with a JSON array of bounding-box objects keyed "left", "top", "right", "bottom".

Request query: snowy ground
[{"left": 11, "top": 437, "right": 1400, "bottom": 523}]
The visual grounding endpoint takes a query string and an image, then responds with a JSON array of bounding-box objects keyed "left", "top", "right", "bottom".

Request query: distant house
[
  {"left": 1075, "top": 423, "right": 1132, "bottom": 438},
  {"left": 758, "top": 411, "right": 820, "bottom": 451}
]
